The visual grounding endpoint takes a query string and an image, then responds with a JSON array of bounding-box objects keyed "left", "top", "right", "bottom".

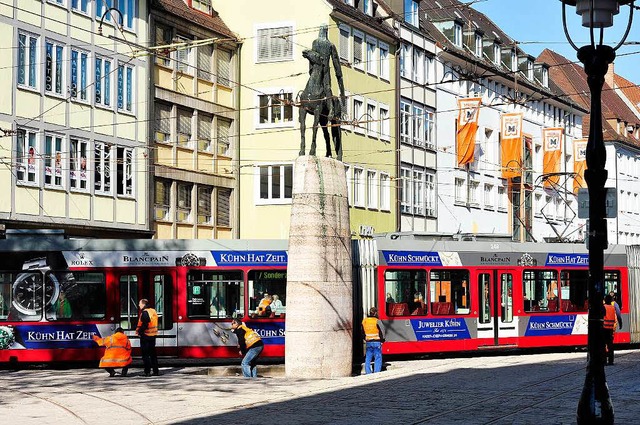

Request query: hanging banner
[
  {"left": 573, "top": 139, "right": 587, "bottom": 193},
  {"left": 456, "top": 97, "right": 482, "bottom": 166},
  {"left": 543, "top": 128, "right": 564, "bottom": 187},
  {"left": 500, "top": 113, "right": 523, "bottom": 179}
]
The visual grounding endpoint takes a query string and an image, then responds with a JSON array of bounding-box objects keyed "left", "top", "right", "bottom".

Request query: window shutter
[
  {"left": 353, "top": 34, "right": 363, "bottom": 65},
  {"left": 217, "top": 49, "right": 231, "bottom": 86},
  {"left": 155, "top": 180, "right": 169, "bottom": 205},
  {"left": 216, "top": 188, "right": 231, "bottom": 227},
  {"left": 258, "top": 29, "right": 270, "bottom": 61},
  {"left": 156, "top": 104, "right": 171, "bottom": 135},
  {"left": 198, "top": 114, "right": 212, "bottom": 140},
  {"left": 178, "top": 109, "right": 192, "bottom": 135},
  {"left": 198, "top": 186, "right": 212, "bottom": 223},
  {"left": 339, "top": 27, "right": 349, "bottom": 60},
  {"left": 217, "top": 118, "right": 231, "bottom": 156},
  {"left": 197, "top": 44, "right": 213, "bottom": 79}
]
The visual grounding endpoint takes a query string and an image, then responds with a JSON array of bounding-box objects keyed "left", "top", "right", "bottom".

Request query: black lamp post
[{"left": 560, "top": 1, "right": 634, "bottom": 424}]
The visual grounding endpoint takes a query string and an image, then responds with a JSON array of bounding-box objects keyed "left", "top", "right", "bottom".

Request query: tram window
[
  {"left": 523, "top": 270, "right": 558, "bottom": 313},
  {"left": 120, "top": 275, "right": 139, "bottom": 330},
  {"left": 384, "top": 270, "right": 427, "bottom": 316},
  {"left": 560, "top": 270, "right": 588, "bottom": 312},
  {"left": 604, "top": 271, "right": 622, "bottom": 308},
  {"left": 153, "top": 274, "right": 173, "bottom": 330},
  {"left": 430, "top": 270, "right": 470, "bottom": 315},
  {"left": 45, "top": 272, "right": 106, "bottom": 321},
  {"left": 0, "top": 273, "right": 13, "bottom": 320},
  {"left": 187, "top": 271, "right": 244, "bottom": 319},
  {"left": 501, "top": 273, "right": 513, "bottom": 323},
  {"left": 248, "top": 270, "right": 287, "bottom": 318},
  {"left": 7, "top": 272, "right": 48, "bottom": 321},
  {"left": 478, "top": 274, "right": 491, "bottom": 324}
]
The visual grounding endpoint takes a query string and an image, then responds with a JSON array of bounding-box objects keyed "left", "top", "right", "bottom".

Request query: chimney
[{"left": 605, "top": 62, "right": 615, "bottom": 89}]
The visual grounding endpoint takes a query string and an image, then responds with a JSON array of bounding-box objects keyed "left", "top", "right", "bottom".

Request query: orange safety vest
[
  {"left": 136, "top": 308, "right": 158, "bottom": 337},
  {"left": 93, "top": 332, "right": 132, "bottom": 368},
  {"left": 257, "top": 298, "right": 271, "bottom": 313},
  {"left": 239, "top": 324, "right": 261, "bottom": 348},
  {"left": 362, "top": 317, "right": 381, "bottom": 341},
  {"left": 603, "top": 304, "right": 616, "bottom": 330}
]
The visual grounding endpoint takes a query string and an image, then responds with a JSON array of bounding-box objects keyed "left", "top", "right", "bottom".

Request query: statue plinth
[{"left": 285, "top": 155, "right": 353, "bottom": 378}]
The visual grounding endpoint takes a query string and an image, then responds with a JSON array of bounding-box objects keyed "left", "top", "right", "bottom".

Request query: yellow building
[
  {"left": 214, "top": 0, "right": 398, "bottom": 238},
  {"left": 0, "top": 0, "right": 150, "bottom": 238},
  {"left": 149, "top": 0, "right": 240, "bottom": 239}
]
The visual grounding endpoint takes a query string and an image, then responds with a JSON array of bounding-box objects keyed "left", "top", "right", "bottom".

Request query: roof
[
  {"left": 151, "top": 0, "right": 238, "bottom": 40},
  {"left": 325, "top": 0, "right": 397, "bottom": 40},
  {"left": 538, "top": 48, "right": 640, "bottom": 146},
  {"left": 615, "top": 73, "right": 640, "bottom": 116}
]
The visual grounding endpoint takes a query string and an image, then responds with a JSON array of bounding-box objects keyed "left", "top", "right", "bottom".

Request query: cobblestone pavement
[{"left": 1, "top": 349, "right": 639, "bottom": 425}]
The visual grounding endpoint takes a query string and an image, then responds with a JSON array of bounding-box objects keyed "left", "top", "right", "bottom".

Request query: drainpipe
[
  {"left": 395, "top": 35, "right": 401, "bottom": 232},
  {"left": 235, "top": 42, "right": 242, "bottom": 238},
  {"left": 147, "top": 11, "right": 156, "bottom": 238}
]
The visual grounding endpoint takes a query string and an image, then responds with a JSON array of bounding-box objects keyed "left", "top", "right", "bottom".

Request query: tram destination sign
[{"left": 577, "top": 188, "right": 617, "bottom": 218}]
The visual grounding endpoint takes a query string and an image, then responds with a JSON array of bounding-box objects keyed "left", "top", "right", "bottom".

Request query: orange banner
[
  {"left": 501, "top": 113, "right": 523, "bottom": 179},
  {"left": 456, "top": 97, "right": 482, "bottom": 166},
  {"left": 543, "top": 128, "right": 563, "bottom": 187},
  {"left": 573, "top": 139, "right": 587, "bottom": 193}
]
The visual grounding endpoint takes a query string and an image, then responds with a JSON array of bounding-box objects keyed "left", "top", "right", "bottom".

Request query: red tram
[{"left": 0, "top": 231, "right": 638, "bottom": 364}]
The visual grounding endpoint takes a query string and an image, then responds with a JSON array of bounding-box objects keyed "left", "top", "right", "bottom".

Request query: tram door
[
  {"left": 118, "top": 271, "right": 176, "bottom": 356},
  {"left": 476, "top": 269, "right": 515, "bottom": 346}
]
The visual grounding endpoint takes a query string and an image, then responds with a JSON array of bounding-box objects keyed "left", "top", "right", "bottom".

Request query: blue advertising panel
[
  {"left": 250, "top": 322, "right": 285, "bottom": 345},
  {"left": 524, "top": 315, "right": 577, "bottom": 337},
  {"left": 545, "top": 253, "right": 589, "bottom": 267},
  {"left": 211, "top": 251, "right": 288, "bottom": 267},
  {"left": 410, "top": 318, "right": 471, "bottom": 341},
  {"left": 382, "top": 251, "right": 443, "bottom": 266},
  {"left": 11, "top": 324, "right": 99, "bottom": 349}
]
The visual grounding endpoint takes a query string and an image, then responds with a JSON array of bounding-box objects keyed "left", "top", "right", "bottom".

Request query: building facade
[
  {"left": 149, "top": 0, "right": 240, "bottom": 239},
  {"left": 0, "top": 0, "right": 150, "bottom": 238}
]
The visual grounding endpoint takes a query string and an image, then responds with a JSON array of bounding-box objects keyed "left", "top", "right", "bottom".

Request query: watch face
[{"left": 12, "top": 272, "right": 60, "bottom": 316}]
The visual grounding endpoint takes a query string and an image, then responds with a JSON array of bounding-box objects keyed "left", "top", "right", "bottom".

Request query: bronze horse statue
[{"left": 298, "top": 49, "right": 343, "bottom": 161}]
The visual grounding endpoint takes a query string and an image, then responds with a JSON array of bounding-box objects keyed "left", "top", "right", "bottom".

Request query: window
[
  {"left": 497, "top": 185, "right": 506, "bottom": 210},
  {"left": 217, "top": 49, "right": 231, "bottom": 86},
  {"left": 197, "top": 186, "right": 212, "bottom": 224},
  {"left": 379, "top": 105, "right": 390, "bottom": 139},
  {"left": 364, "top": 0, "right": 373, "bottom": 16},
  {"left": 366, "top": 37, "right": 376, "bottom": 74},
  {"left": 501, "top": 273, "right": 514, "bottom": 323},
  {"left": 117, "top": 64, "right": 133, "bottom": 112},
  {"left": 339, "top": 25, "right": 350, "bottom": 61},
  {"left": 413, "top": 169, "right": 425, "bottom": 215},
  {"left": 94, "top": 142, "right": 112, "bottom": 193},
  {"left": 475, "top": 33, "right": 483, "bottom": 57},
  {"left": 70, "top": 139, "right": 88, "bottom": 190},
  {"left": 353, "top": 167, "right": 365, "bottom": 207},
  {"left": 217, "top": 118, "right": 231, "bottom": 156},
  {"left": 493, "top": 43, "right": 500, "bottom": 66},
  {"left": 560, "top": 270, "right": 588, "bottom": 312},
  {"left": 484, "top": 183, "right": 494, "bottom": 208},
  {"left": 197, "top": 43, "right": 213, "bottom": 80},
  {"left": 425, "top": 109, "right": 435, "bottom": 149},
  {"left": 379, "top": 42, "right": 389, "bottom": 80},
  {"left": 404, "top": 0, "right": 419, "bottom": 26},
  {"left": 412, "top": 48, "right": 424, "bottom": 84},
  {"left": 367, "top": 170, "right": 378, "bottom": 209},
  {"left": 154, "top": 179, "right": 170, "bottom": 221},
  {"left": 401, "top": 167, "right": 411, "bottom": 214},
  {"left": 455, "top": 177, "right": 465, "bottom": 203},
  {"left": 353, "top": 30, "right": 364, "bottom": 69},
  {"left": 18, "top": 32, "right": 38, "bottom": 89},
  {"left": 70, "top": 49, "right": 88, "bottom": 101},
  {"left": 604, "top": 271, "right": 621, "bottom": 307},
  {"left": 97, "top": 0, "right": 134, "bottom": 29},
  {"left": 177, "top": 183, "right": 193, "bottom": 222},
  {"left": 258, "top": 164, "right": 293, "bottom": 202},
  {"left": 45, "top": 41, "right": 64, "bottom": 95},
  {"left": 197, "top": 113, "right": 213, "bottom": 152},
  {"left": 430, "top": 270, "right": 470, "bottom": 315},
  {"left": 192, "top": 0, "right": 211, "bottom": 13},
  {"left": 187, "top": 271, "right": 243, "bottom": 319},
  {"left": 454, "top": 23, "right": 462, "bottom": 47},
  {"left": 426, "top": 171, "right": 435, "bottom": 216},
  {"left": 385, "top": 270, "right": 427, "bottom": 316},
  {"left": 400, "top": 43, "right": 410, "bottom": 78},
  {"left": 400, "top": 101, "right": 411, "bottom": 144},
  {"left": 71, "top": 0, "right": 89, "bottom": 13},
  {"left": 469, "top": 180, "right": 479, "bottom": 205},
  {"left": 44, "top": 134, "right": 64, "bottom": 187},
  {"left": 412, "top": 105, "right": 424, "bottom": 147},
  {"left": 258, "top": 92, "right": 293, "bottom": 125},
  {"left": 155, "top": 103, "right": 172, "bottom": 143},
  {"left": 380, "top": 173, "right": 390, "bottom": 211},
  {"left": 116, "top": 147, "right": 133, "bottom": 196},
  {"left": 366, "top": 102, "right": 376, "bottom": 135},
  {"left": 16, "top": 129, "right": 38, "bottom": 183},
  {"left": 257, "top": 26, "right": 293, "bottom": 62},
  {"left": 217, "top": 187, "right": 232, "bottom": 227},
  {"left": 155, "top": 24, "right": 172, "bottom": 67},
  {"left": 178, "top": 108, "right": 193, "bottom": 148},
  {"left": 45, "top": 272, "right": 106, "bottom": 321},
  {"left": 0, "top": 273, "right": 12, "bottom": 320},
  {"left": 248, "top": 270, "right": 287, "bottom": 317},
  {"left": 523, "top": 270, "right": 559, "bottom": 312},
  {"left": 95, "top": 56, "right": 112, "bottom": 107}
]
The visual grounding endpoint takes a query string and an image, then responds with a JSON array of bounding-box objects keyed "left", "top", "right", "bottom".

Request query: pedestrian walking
[
  {"left": 603, "top": 294, "right": 617, "bottom": 365},
  {"left": 362, "top": 306, "right": 385, "bottom": 374},
  {"left": 136, "top": 298, "right": 160, "bottom": 377},
  {"left": 92, "top": 327, "right": 132, "bottom": 377},
  {"left": 231, "top": 318, "right": 263, "bottom": 378}
]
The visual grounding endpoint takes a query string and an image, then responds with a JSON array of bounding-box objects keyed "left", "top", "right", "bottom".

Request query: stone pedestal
[{"left": 285, "top": 156, "right": 353, "bottom": 378}]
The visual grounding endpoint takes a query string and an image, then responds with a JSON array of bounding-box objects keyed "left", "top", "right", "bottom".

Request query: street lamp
[{"left": 560, "top": 1, "right": 634, "bottom": 424}]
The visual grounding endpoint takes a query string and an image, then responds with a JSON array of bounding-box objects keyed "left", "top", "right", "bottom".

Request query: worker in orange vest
[
  {"left": 231, "top": 318, "right": 263, "bottom": 378},
  {"left": 92, "top": 327, "right": 132, "bottom": 377},
  {"left": 603, "top": 294, "right": 617, "bottom": 366},
  {"left": 136, "top": 298, "right": 160, "bottom": 377},
  {"left": 361, "top": 306, "right": 385, "bottom": 374}
]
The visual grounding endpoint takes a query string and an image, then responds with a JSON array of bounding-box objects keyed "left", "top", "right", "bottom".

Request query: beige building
[
  {"left": 149, "top": 0, "right": 240, "bottom": 239},
  {"left": 214, "top": 0, "right": 398, "bottom": 239},
  {"left": 0, "top": 0, "right": 150, "bottom": 238}
]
